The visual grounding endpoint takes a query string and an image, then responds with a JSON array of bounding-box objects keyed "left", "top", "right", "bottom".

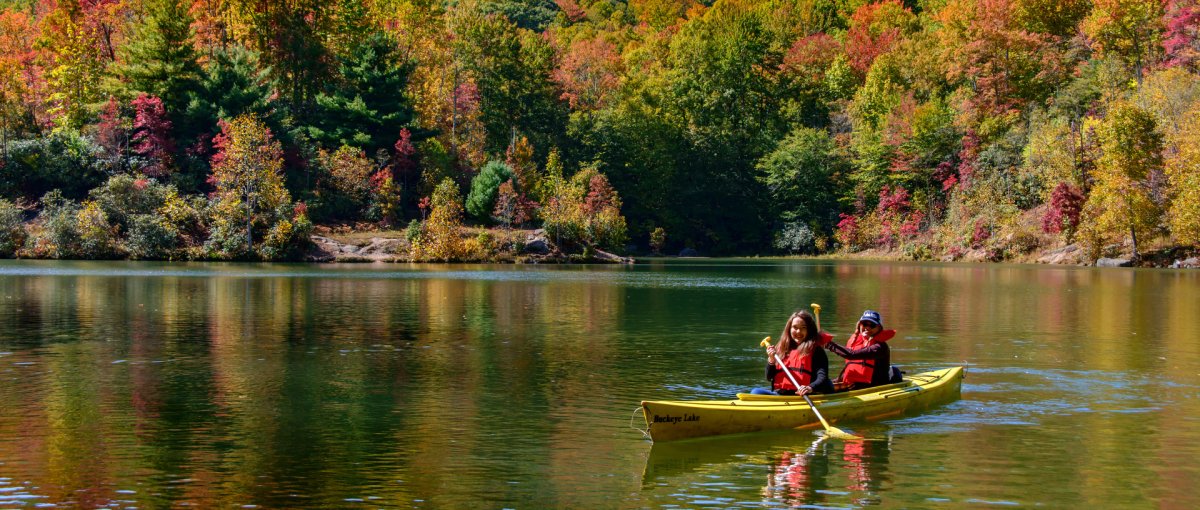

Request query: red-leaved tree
[
  {"left": 392, "top": 127, "right": 418, "bottom": 190},
  {"left": 1164, "top": 0, "right": 1200, "bottom": 70},
  {"left": 553, "top": 0, "right": 586, "bottom": 22},
  {"left": 493, "top": 179, "right": 535, "bottom": 228},
  {"left": 1042, "top": 181, "right": 1086, "bottom": 241},
  {"left": 131, "top": 94, "right": 174, "bottom": 177},
  {"left": 96, "top": 96, "right": 129, "bottom": 172},
  {"left": 876, "top": 185, "right": 915, "bottom": 247},
  {"left": 845, "top": 0, "right": 913, "bottom": 76},
  {"left": 940, "top": 0, "right": 1067, "bottom": 114},
  {"left": 835, "top": 213, "right": 861, "bottom": 250}
]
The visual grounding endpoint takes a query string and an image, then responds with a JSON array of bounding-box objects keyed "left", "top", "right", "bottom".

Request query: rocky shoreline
[
  {"left": 303, "top": 227, "right": 1198, "bottom": 268},
  {"left": 306, "top": 227, "right": 635, "bottom": 264}
]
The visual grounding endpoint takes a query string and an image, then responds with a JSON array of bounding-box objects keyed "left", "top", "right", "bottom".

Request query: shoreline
[{"left": 307, "top": 226, "right": 1199, "bottom": 269}]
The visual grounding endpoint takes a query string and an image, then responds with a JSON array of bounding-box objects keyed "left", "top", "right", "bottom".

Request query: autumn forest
[{"left": 0, "top": 0, "right": 1197, "bottom": 262}]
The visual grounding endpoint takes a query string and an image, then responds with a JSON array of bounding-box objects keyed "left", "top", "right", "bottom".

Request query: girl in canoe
[
  {"left": 826, "top": 310, "right": 898, "bottom": 390},
  {"left": 751, "top": 310, "right": 835, "bottom": 396}
]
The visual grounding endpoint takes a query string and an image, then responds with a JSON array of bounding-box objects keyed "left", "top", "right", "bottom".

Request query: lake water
[{"left": 0, "top": 259, "right": 1197, "bottom": 508}]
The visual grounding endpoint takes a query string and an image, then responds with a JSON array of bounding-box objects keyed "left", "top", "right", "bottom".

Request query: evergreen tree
[
  {"left": 116, "top": 0, "right": 202, "bottom": 125},
  {"left": 302, "top": 31, "right": 416, "bottom": 154},
  {"left": 189, "top": 44, "right": 275, "bottom": 126},
  {"left": 167, "top": 44, "right": 276, "bottom": 192}
]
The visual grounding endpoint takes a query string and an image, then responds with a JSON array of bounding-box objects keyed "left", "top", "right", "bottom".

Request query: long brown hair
[{"left": 776, "top": 310, "right": 819, "bottom": 360}]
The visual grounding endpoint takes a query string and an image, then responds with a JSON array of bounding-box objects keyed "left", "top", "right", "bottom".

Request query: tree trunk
[
  {"left": 1130, "top": 223, "right": 1139, "bottom": 263},
  {"left": 245, "top": 190, "right": 254, "bottom": 254},
  {"left": 1127, "top": 194, "right": 1139, "bottom": 262}
]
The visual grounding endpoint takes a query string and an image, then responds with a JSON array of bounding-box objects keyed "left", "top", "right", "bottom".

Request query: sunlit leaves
[
  {"left": 0, "top": 8, "right": 40, "bottom": 138},
  {"left": 938, "top": 0, "right": 1070, "bottom": 114},
  {"left": 540, "top": 167, "right": 627, "bottom": 251},
  {"left": 1081, "top": 0, "right": 1164, "bottom": 82},
  {"left": 756, "top": 126, "right": 845, "bottom": 227},
  {"left": 552, "top": 34, "right": 621, "bottom": 111},
  {"left": 846, "top": 0, "right": 915, "bottom": 77},
  {"left": 1084, "top": 101, "right": 1163, "bottom": 257},
  {"left": 1163, "top": 0, "right": 1200, "bottom": 71},
  {"left": 38, "top": 0, "right": 107, "bottom": 129},
  {"left": 206, "top": 114, "right": 293, "bottom": 258},
  {"left": 1164, "top": 104, "right": 1200, "bottom": 246},
  {"left": 413, "top": 177, "right": 466, "bottom": 261},
  {"left": 1012, "top": 0, "right": 1091, "bottom": 37}
]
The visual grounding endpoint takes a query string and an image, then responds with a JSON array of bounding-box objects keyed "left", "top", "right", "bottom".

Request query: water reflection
[
  {"left": 642, "top": 429, "right": 897, "bottom": 507},
  {"left": 2, "top": 260, "right": 1200, "bottom": 507},
  {"left": 764, "top": 435, "right": 893, "bottom": 506},
  {"left": 763, "top": 436, "right": 832, "bottom": 504}
]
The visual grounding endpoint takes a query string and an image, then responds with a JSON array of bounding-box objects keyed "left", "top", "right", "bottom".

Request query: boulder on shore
[
  {"left": 595, "top": 249, "right": 634, "bottom": 264},
  {"left": 524, "top": 229, "right": 551, "bottom": 254},
  {"left": 306, "top": 236, "right": 339, "bottom": 262},
  {"left": 1038, "top": 244, "right": 1086, "bottom": 265},
  {"left": 1171, "top": 257, "right": 1200, "bottom": 269},
  {"left": 1095, "top": 257, "right": 1132, "bottom": 267},
  {"left": 308, "top": 235, "right": 402, "bottom": 262},
  {"left": 356, "top": 237, "right": 405, "bottom": 256}
]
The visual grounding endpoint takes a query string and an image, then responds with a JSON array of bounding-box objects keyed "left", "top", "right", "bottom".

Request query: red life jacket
[
  {"left": 840, "top": 329, "right": 896, "bottom": 385},
  {"left": 773, "top": 348, "right": 815, "bottom": 391}
]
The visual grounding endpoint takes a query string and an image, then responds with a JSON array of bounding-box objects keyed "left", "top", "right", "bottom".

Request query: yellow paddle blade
[{"left": 822, "top": 426, "right": 861, "bottom": 441}]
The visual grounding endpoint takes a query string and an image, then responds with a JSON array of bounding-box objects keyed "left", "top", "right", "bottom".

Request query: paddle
[{"left": 760, "top": 337, "right": 857, "bottom": 440}]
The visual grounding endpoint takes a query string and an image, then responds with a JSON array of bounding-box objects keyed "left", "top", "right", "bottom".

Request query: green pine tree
[
  {"left": 116, "top": 0, "right": 202, "bottom": 122},
  {"left": 302, "top": 31, "right": 417, "bottom": 153}
]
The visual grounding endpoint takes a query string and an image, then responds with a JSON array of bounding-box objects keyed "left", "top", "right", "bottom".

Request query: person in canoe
[
  {"left": 826, "top": 309, "right": 899, "bottom": 390},
  {"left": 750, "top": 310, "right": 835, "bottom": 396}
]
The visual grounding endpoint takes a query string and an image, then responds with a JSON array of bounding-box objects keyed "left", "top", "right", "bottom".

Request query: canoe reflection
[
  {"left": 643, "top": 427, "right": 894, "bottom": 504},
  {"left": 642, "top": 430, "right": 806, "bottom": 484}
]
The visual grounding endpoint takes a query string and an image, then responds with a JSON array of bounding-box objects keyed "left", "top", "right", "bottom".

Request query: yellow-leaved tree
[
  {"left": 1081, "top": 101, "right": 1163, "bottom": 260},
  {"left": 1081, "top": 0, "right": 1165, "bottom": 87},
  {"left": 207, "top": 114, "right": 311, "bottom": 259},
  {"left": 38, "top": 0, "right": 107, "bottom": 130},
  {"left": 540, "top": 166, "right": 628, "bottom": 255},
  {"left": 1165, "top": 104, "right": 1200, "bottom": 246},
  {"left": 413, "top": 178, "right": 465, "bottom": 261}
]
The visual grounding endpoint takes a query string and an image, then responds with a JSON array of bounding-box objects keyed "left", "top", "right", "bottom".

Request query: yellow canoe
[{"left": 640, "top": 366, "right": 964, "bottom": 442}]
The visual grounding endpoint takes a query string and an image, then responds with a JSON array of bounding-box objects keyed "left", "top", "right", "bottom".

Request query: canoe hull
[{"left": 640, "top": 366, "right": 964, "bottom": 442}]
